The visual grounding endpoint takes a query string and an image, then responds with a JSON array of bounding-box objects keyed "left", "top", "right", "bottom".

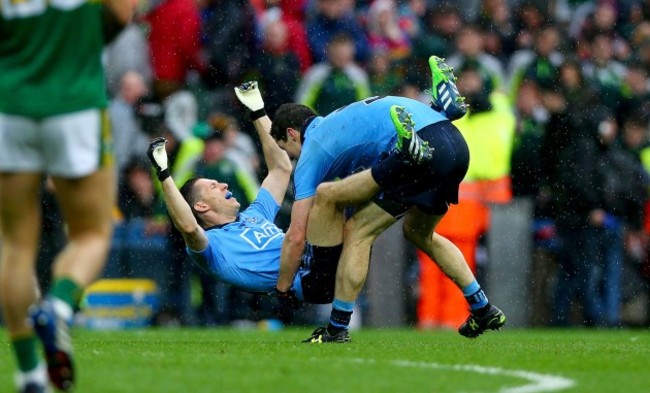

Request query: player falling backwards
[{"left": 146, "top": 82, "right": 429, "bottom": 312}]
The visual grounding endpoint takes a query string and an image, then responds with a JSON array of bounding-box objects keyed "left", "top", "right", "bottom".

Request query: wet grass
[{"left": 1, "top": 328, "right": 648, "bottom": 392}]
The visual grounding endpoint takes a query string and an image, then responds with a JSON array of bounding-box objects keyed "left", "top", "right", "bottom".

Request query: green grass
[{"left": 2, "top": 328, "right": 649, "bottom": 392}]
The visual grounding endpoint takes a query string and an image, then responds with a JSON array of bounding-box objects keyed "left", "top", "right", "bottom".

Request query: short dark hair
[
  {"left": 270, "top": 103, "right": 317, "bottom": 141},
  {"left": 179, "top": 177, "right": 205, "bottom": 226}
]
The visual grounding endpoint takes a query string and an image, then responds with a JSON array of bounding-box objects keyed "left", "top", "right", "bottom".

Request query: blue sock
[
  {"left": 327, "top": 299, "right": 354, "bottom": 333},
  {"left": 462, "top": 281, "right": 488, "bottom": 311}
]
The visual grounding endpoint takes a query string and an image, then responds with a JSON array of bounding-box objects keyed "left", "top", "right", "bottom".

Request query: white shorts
[{"left": 0, "top": 109, "right": 113, "bottom": 178}]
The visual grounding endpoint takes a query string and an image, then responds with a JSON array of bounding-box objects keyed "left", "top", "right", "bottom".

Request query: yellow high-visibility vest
[{"left": 453, "top": 92, "right": 515, "bottom": 182}]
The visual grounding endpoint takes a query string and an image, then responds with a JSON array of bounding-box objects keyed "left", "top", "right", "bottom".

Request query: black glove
[
  {"left": 147, "top": 137, "right": 170, "bottom": 181},
  {"left": 268, "top": 287, "right": 303, "bottom": 310}
]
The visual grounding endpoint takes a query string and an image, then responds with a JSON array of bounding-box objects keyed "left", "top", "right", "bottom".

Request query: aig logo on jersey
[{"left": 240, "top": 221, "right": 283, "bottom": 250}]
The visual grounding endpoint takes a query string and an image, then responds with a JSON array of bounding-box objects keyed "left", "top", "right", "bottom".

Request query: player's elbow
[
  {"left": 175, "top": 221, "right": 201, "bottom": 237},
  {"left": 273, "top": 157, "right": 293, "bottom": 175}
]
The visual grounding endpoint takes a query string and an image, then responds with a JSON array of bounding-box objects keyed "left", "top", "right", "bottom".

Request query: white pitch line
[{"left": 340, "top": 358, "right": 576, "bottom": 393}]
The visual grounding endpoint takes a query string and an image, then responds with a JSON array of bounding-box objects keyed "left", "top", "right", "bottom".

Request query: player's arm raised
[
  {"left": 234, "top": 81, "right": 292, "bottom": 206},
  {"left": 147, "top": 138, "right": 208, "bottom": 252}
]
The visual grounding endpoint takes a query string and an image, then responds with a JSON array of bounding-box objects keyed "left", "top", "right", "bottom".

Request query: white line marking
[{"left": 336, "top": 358, "right": 576, "bottom": 393}]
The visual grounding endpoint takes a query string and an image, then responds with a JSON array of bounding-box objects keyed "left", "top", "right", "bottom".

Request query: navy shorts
[
  {"left": 299, "top": 243, "right": 342, "bottom": 304},
  {"left": 374, "top": 120, "right": 469, "bottom": 217}
]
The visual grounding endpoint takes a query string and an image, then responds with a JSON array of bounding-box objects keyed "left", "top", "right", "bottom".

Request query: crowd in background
[{"left": 34, "top": 0, "right": 650, "bottom": 328}]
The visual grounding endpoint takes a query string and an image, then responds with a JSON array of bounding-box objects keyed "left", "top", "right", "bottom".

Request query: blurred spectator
[
  {"left": 510, "top": 79, "right": 548, "bottom": 199},
  {"left": 252, "top": 8, "right": 302, "bottom": 114},
  {"left": 104, "top": 24, "right": 152, "bottom": 97},
  {"left": 368, "top": 48, "right": 401, "bottom": 96},
  {"left": 295, "top": 33, "right": 371, "bottom": 114},
  {"left": 402, "top": 2, "right": 464, "bottom": 92},
  {"left": 200, "top": 0, "right": 255, "bottom": 86},
  {"left": 412, "top": 3, "right": 463, "bottom": 61},
  {"left": 621, "top": 112, "right": 650, "bottom": 171},
  {"left": 618, "top": 60, "right": 650, "bottom": 123},
  {"left": 477, "top": 0, "right": 517, "bottom": 59},
  {"left": 196, "top": 131, "right": 258, "bottom": 209},
  {"left": 144, "top": 0, "right": 206, "bottom": 100},
  {"left": 118, "top": 157, "right": 166, "bottom": 221},
  {"left": 280, "top": 0, "right": 308, "bottom": 21},
  {"left": 253, "top": 4, "right": 313, "bottom": 73},
  {"left": 199, "top": 0, "right": 255, "bottom": 113},
  {"left": 508, "top": 25, "right": 564, "bottom": 102},
  {"left": 447, "top": 23, "right": 506, "bottom": 92},
  {"left": 207, "top": 112, "right": 260, "bottom": 182},
  {"left": 512, "top": 1, "right": 549, "bottom": 52},
  {"left": 164, "top": 90, "right": 199, "bottom": 142},
  {"left": 581, "top": 32, "right": 627, "bottom": 109},
  {"left": 397, "top": 0, "right": 427, "bottom": 39},
  {"left": 557, "top": 56, "right": 602, "bottom": 113},
  {"left": 109, "top": 71, "right": 152, "bottom": 178},
  {"left": 365, "top": 0, "right": 411, "bottom": 61},
  {"left": 571, "top": 1, "right": 631, "bottom": 61},
  {"left": 106, "top": 157, "right": 171, "bottom": 306},
  {"left": 306, "top": 0, "right": 370, "bottom": 63}
]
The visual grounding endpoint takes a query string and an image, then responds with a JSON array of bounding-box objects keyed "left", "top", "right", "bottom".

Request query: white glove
[
  {"left": 234, "top": 81, "right": 265, "bottom": 112},
  {"left": 147, "top": 137, "right": 170, "bottom": 181}
]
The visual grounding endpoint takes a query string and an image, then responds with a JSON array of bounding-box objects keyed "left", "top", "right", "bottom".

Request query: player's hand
[
  {"left": 234, "top": 81, "right": 265, "bottom": 113},
  {"left": 147, "top": 137, "right": 170, "bottom": 181},
  {"left": 268, "top": 287, "right": 302, "bottom": 310}
]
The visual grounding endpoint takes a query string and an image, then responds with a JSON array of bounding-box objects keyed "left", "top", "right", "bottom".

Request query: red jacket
[{"left": 145, "top": 0, "right": 206, "bottom": 82}]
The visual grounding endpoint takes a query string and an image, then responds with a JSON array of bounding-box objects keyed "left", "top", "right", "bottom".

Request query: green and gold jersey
[{"left": 0, "top": 0, "right": 107, "bottom": 118}]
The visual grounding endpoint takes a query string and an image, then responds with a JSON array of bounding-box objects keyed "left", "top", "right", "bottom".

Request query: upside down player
[
  {"left": 0, "top": 0, "right": 133, "bottom": 391},
  {"left": 146, "top": 82, "right": 428, "bottom": 313},
  {"left": 266, "top": 56, "right": 506, "bottom": 343}
]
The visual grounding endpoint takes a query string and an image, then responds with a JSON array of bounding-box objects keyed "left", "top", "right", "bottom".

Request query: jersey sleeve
[
  {"left": 186, "top": 243, "right": 212, "bottom": 273},
  {"left": 293, "top": 143, "right": 331, "bottom": 200},
  {"left": 243, "top": 188, "right": 281, "bottom": 221}
]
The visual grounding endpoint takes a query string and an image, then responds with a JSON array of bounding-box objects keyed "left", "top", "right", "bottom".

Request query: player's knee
[
  {"left": 314, "top": 182, "right": 341, "bottom": 208},
  {"left": 315, "top": 182, "right": 335, "bottom": 198},
  {"left": 402, "top": 221, "right": 431, "bottom": 249},
  {"left": 66, "top": 225, "right": 113, "bottom": 250}
]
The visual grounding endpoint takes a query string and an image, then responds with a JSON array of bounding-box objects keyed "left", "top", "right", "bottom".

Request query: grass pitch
[{"left": 1, "top": 328, "right": 648, "bottom": 392}]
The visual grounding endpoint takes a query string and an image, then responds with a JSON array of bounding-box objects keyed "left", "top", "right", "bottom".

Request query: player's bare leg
[
  {"left": 0, "top": 173, "right": 42, "bottom": 336},
  {"left": 28, "top": 165, "right": 115, "bottom": 391},
  {"left": 403, "top": 207, "right": 506, "bottom": 337},
  {"left": 306, "top": 183, "right": 347, "bottom": 247},
  {"left": 311, "top": 174, "right": 380, "bottom": 221},
  {"left": 50, "top": 165, "right": 115, "bottom": 287},
  {"left": 304, "top": 198, "right": 395, "bottom": 343},
  {"left": 336, "top": 203, "right": 395, "bottom": 301},
  {"left": 402, "top": 209, "right": 475, "bottom": 287},
  {"left": 0, "top": 173, "right": 49, "bottom": 390}
]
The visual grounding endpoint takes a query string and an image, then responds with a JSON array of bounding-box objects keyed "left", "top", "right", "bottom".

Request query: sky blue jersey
[
  {"left": 187, "top": 189, "right": 303, "bottom": 297},
  {"left": 293, "top": 96, "right": 447, "bottom": 200}
]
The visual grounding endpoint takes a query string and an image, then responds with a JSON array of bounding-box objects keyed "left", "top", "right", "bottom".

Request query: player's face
[
  {"left": 196, "top": 178, "right": 240, "bottom": 213},
  {"left": 277, "top": 135, "right": 302, "bottom": 160}
]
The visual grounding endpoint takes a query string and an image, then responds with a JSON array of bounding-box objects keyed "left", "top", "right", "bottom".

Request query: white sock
[{"left": 15, "top": 362, "right": 50, "bottom": 392}]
